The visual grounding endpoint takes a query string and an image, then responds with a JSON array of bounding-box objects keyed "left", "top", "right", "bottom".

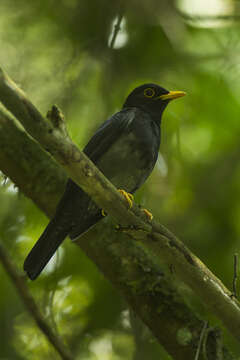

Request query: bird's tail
[{"left": 23, "top": 218, "right": 71, "bottom": 280}]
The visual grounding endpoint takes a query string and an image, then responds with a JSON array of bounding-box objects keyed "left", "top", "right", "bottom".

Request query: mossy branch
[
  {"left": 0, "top": 67, "right": 238, "bottom": 358},
  {"left": 0, "top": 241, "right": 74, "bottom": 360}
]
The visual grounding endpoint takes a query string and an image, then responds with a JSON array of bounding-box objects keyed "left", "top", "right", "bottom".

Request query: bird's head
[{"left": 123, "top": 83, "right": 186, "bottom": 124}]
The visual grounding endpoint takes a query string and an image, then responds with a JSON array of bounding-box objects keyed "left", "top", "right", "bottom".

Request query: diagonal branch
[
  {"left": 0, "top": 68, "right": 148, "bottom": 231},
  {"left": 0, "top": 104, "right": 66, "bottom": 217},
  {"left": 0, "top": 241, "right": 73, "bottom": 360},
  {"left": 0, "top": 107, "right": 223, "bottom": 359},
  {"left": 0, "top": 67, "right": 238, "bottom": 357}
]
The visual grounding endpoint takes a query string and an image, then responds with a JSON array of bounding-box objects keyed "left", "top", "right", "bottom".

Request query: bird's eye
[{"left": 144, "top": 88, "right": 155, "bottom": 98}]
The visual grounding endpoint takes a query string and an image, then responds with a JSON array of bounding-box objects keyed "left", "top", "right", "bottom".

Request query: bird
[{"left": 24, "top": 83, "right": 185, "bottom": 280}]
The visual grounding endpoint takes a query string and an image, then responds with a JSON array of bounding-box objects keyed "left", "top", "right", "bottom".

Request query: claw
[
  {"left": 101, "top": 190, "right": 133, "bottom": 216},
  {"left": 118, "top": 189, "right": 134, "bottom": 208},
  {"left": 101, "top": 209, "right": 107, "bottom": 217},
  {"left": 142, "top": 208, "right": 153, "bottom": 221}
]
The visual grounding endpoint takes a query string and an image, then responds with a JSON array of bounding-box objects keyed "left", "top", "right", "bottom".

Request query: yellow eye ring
[{"left": 144, "top": 88, "right": 155, "bottom": 98}]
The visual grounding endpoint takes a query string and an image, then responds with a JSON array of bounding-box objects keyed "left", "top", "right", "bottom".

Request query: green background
[{"left": 0, "top": 0, "right": 240, "bottom": 358}]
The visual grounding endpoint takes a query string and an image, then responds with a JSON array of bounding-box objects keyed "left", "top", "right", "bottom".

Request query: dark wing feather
[
  {"left": 69, "top": 108, "right": 137, "bottom": 239},
  {"left": 83, "top": 108, "right": 135, "bottom": 163}
]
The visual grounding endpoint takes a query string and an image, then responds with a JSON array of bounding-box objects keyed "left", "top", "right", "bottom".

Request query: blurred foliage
[{"left": 1, "top": 0, "right": 240, "bottom": 358}]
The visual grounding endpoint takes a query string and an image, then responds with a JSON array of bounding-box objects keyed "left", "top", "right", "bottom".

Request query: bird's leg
[
  {"left": 102, "top": 190, "right": 152, "bottom": 223},
  {"left": 101, "top": 190, "right": 133, "bottom": 217},
  {"left": 101, "top": 209, "right": 107, "bottom": 217},
  {"left": 142, "top": 208, "right": 153, "bottom": 221},
  {"left": 118, "top": 189, "right": 134, "bottom": 208},
  {"left": 118, "top": 190, "right": 153, "bottom": 221}
]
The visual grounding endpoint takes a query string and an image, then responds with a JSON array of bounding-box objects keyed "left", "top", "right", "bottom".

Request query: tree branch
[
  {"left": 0, "top": 108, "right": 216, "bottom": 359},
  {"left": 0, "top": 241, "right": 73, "bottom": 360},
  {"left": 0, "top": 67, "right": 238, "bottom": 358},
  {"left": 0, "top": 104, "right": 66, "bottom": 217},
  {"left": 0, "top": 68, "right": 148, "bottom": 231}
]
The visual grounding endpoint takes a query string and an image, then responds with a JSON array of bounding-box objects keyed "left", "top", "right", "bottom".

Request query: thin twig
[
  {"left": 47, "top": 105, "right": 69, "bottom": 139},
  {"left": 194, "top": 321, "right": 208, "bottom": 360},
  {"left": 109, "top": 10, "right": 124, "bottom": 49},
  {"left": 0, "top": 241, "right": 73, "bottom": 360},
  {"left": 233, "top": 253, "right": 239, "bottom": 298}
]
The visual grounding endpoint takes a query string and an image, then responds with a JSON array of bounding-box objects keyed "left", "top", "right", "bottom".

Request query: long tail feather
[{"left": 24, "top": 219, "right": 70, "bottom": 280}]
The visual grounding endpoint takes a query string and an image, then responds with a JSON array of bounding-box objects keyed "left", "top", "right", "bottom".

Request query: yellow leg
[
  {"left": 118, "top": 189, "right": 134, "bottom": 208},
  {"left": 101, "top": 189, "right": 133, "bottom": 216},
  {"left": 101, "top": 209, "right": 107, "bottom": 217},
  {"left": 142, "top": 208, "right": 153, "bottom": 221}
]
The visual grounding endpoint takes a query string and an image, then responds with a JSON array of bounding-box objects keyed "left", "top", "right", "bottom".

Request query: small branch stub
[{"left": 47, "top": 105, "right": 69, "bottom": 139}]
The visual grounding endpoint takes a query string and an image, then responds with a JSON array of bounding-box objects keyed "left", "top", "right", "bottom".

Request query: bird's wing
[{"left": 83, "top": 108, "right": 136, "bottom": 163}]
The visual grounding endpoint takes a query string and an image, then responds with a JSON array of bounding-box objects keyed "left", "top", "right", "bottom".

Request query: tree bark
[{"left": 0, "top": 67, "right": 238, "bottom": 359}]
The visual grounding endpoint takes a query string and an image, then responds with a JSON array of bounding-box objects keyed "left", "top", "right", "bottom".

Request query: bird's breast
[{"left": 96, "top": 120, "right": 160, "bottom": 193}]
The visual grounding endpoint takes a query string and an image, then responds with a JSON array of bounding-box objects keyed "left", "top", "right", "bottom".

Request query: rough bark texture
[
  {"left": 0, "top": 67, "right": 238, "bottom": 359},
  {"left": 0, "top": 106, "right": 66, "bottom": 217}
]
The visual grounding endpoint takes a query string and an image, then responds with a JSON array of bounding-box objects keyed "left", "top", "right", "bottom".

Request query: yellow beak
[{"left": 158, "top": 91, "right": 186, "bottom": 101}]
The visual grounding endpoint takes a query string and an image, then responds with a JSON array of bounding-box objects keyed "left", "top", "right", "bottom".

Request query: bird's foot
[
  {"left": 142, "top": 208, "right": 153, "bottom": 221},
  {"left": 101, "top": 209, "right": 107, "bottom": 217},
  {"left": 118, "top": 189, "right": 134, "bottom": 208},
  {"left": 101, "top": 190, "right": 133, "bottom": 217}
]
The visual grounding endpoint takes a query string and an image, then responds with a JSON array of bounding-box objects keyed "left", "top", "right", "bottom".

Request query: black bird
[{"left": 24, "top": 84, "right": 185, "bottom": 280}]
